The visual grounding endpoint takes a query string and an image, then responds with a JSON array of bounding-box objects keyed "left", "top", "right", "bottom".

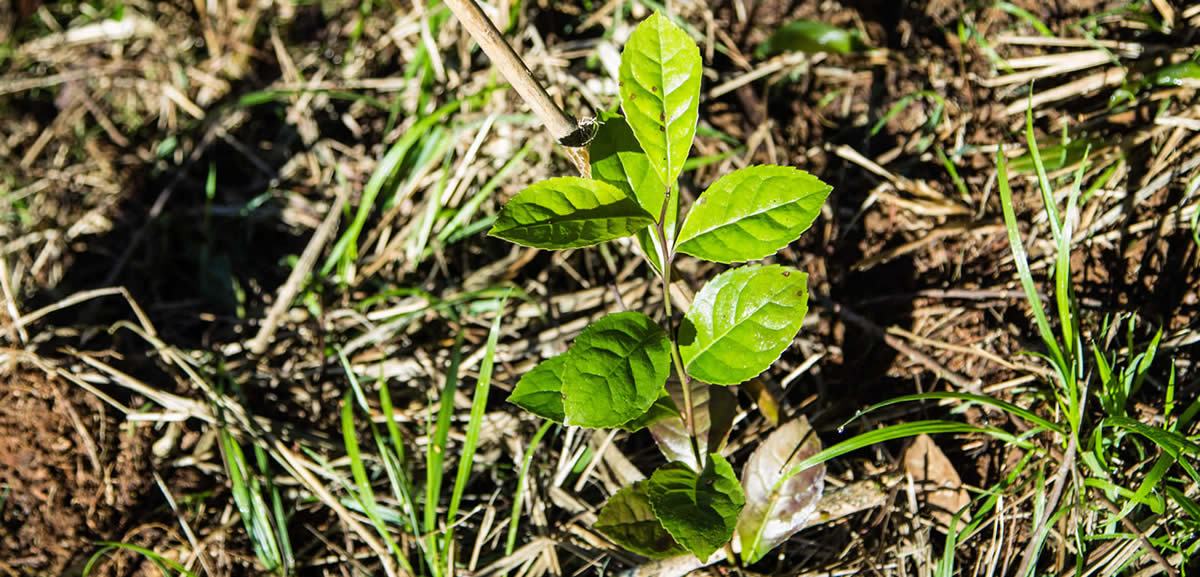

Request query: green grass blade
[
  {"left": 381, "top": 379, "right": 424, "bottom": 523},
  {"left": 506, "top": 420, "right": 553, "bottom": 555},
  {"left": 443, "top": 294, "right": 509, "bottom": 572},
  {"left": 322, "top": 98, "right": 470, "bottom": 278},
  {"left": 1166, "top": 486, "right": 1200, "bottom": 520},
  {"left": 84, "top": 542, "right": 199, "bottom": 577},
  {"left": 780, "top": 420, "right": 1032, "bottom": 490},
  {"left": 219, "top": 430, "right": 284, "bottom": 573},
  {"left": 1024, "top": 93, "right": 1062, "bottom": 245},
  {"left": 1104, "top": 417, "right": 1200, "bottom": 477},
  {"left": 996, "top": 147, "right": 1066, "bottom": 369},
  {"left": 408, "top": 142, "right": 455, "bottom": 267},
  {"left": 1105, "top": 416, "right": 1200, "bottom": 457},
  {"left": 426, "top": 328, "right": 466, "bottom": 533},
  {"left": 435, "top": 144, "right": 531, "bottom": 245},
  {"left": 375, "top": 372, "right": 430, "bottom": 574},
  {"left": 935, "top": 510, "right": 962, "bottom": 577},
  {"left": 937, "top": 146, "right": 972, "bottom": 205},
  {"left": 340, "top": 392, "right": 405, "bottom": 565},
  {"left": 341, "top": 392, "right": 379, "bottom": 511},
  {"left": 1114, "top": 455, "right": 1172, "bottom": 519},
  {"left": 1054, "top": 146, "right": 1088, "bottom": 371},
  {"left": 995, "top": 1, "right": 1055, "bottom": 37},
  {"left": 845, "top": 391, "right": 1064, "bottom": 434}
]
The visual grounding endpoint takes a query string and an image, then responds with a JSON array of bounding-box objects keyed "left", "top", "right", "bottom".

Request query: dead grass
[{"left": 0, "top": 0, "right": 1198, "bottom": 576}]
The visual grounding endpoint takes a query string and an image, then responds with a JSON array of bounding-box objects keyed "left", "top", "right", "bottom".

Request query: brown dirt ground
[{"left": 0, "top": 369, "right": 155, "bottom": 576}]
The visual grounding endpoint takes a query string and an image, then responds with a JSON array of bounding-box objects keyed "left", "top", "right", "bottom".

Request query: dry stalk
[{"left": 441, "top": 0, "right": 592, "bottom": 174}]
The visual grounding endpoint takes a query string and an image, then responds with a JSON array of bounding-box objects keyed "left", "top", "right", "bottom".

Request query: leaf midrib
[
  {"left": 679, "top": 183, "right": 826, "bottom": 245},
  {"left": 654, "top": 17, "right": 675, "bottom": 182}
]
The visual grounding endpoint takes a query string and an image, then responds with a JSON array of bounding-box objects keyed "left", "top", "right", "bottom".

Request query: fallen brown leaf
[{"left": 904, "top": 433, "right": 970, "bottom": 532}]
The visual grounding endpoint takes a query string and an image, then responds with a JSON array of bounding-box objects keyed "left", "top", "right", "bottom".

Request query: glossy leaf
[
  {"left": 507, "top": 354, "right": 567, "bottom": 423},
  {"left": 736, "top": 417, "right": 825, "bottom": 564},
  {"left": 679, "top": 265, "right": 810, "bottom": 385},
  {"left": 562, "top": 312, "right": 672, "bottom": 428},
  {"left": 489, "top": 177, "right": 654, "bottom": 249},
  {"left": 595, "top": 481, "right": 687, "bottom": 559},
  {"left": 590, "top": 114, "right": 667, "bottom": 218},
  {"left": 649, "top": 382, "right": 737, "bottom": 469},
  {"left": 619, "top": 11, "right": 702, "bottom": 187},
  {"left": 676, "top": 165, "right": 831, "bottom": 264},
  {"left": 648, "top": 454, "right": 745, "bottom": 561},
  {"left": 590, "top": 114, "right": 678, "bottom": 272},
  {"left": 756, "top": 20, "right": 867, "bottom": 58}
]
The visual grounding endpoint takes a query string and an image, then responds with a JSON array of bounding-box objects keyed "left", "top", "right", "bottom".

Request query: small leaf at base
[
  {"left": 596, "top": 481, "right": 687, "bottom": 559},
  {"left": 649, "top": 382, "right": 737, "bottom": 469},
  {"left": 737, "top": 417, "right": 825, "bottom": 564},
  {"left": 648, "top": 454, "right": 745, "bottom": 561}
]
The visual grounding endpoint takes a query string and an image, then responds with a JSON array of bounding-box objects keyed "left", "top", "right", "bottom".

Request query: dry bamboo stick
[{"left": 443, "top": 0, "right": 587, "bottom": 146}]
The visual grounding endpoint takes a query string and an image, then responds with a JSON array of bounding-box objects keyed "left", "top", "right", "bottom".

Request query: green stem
[{"left": 653, "top": 188, "right": 703, "bottom": 468}]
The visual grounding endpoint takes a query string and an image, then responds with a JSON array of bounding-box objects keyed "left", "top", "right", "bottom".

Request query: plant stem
[
  {"left": 441, "top": 0, "right": 587, "bottom": 146},
  {"left": 654, "top": 189, "right": 703, "bottom": 467}
]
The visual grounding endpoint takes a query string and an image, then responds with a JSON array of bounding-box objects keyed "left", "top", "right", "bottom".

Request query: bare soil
[{"left": 0, "top": 369, "right": 154, "bottom": 576}]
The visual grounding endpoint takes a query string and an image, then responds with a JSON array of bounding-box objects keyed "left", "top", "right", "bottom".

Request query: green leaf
[
  {"left": 648, "top": 454, "right": 745, "bottom": 561},
  {"left": 562, "top": 312, "right": 672, "bottom": 428},
  {"left": 590, "top": 114, "right": 678, "bottom": 272},
  {"left": 595, "top": 481, "right": 687, "bottom": 559},
  {"left": 508, "top": 354, "right": 566, "bottom": 423},
  {"left": 737, "top": 417, "right": 825, "bottom": 564},
  {"left": 679, "top": 265, "right": 809, "bottom": 385},
  {"left": 649, "top": 381, "right": 737, "bottom": 469},
  {"left": 489, "top": 177, "right": 654, "bottom": 249},
  {"left": 622, "top": 390, "right": 679, "bottom": 432},
  {"left": 755, "top": 20, "right": 868, "bottom": 58},
  {"left": 676, "top": 165, "right": 831, "bottom": 263},
  {"left": 619, "top": 11, "right": 702, "bottom": 187},
  {"left": 590, "top": 114, "right": 667, "bottom": 218}
]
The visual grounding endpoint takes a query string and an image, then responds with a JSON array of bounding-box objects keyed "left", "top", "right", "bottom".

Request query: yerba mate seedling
[{"left": 493, "top": 12, "right": 832, "bottom": 565}]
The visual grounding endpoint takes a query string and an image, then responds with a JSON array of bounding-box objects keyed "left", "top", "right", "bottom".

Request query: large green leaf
[
  {"left": 590, "top": 114, "right": 678, "bottom": 272},
  {"left": 562, "top": 312, "right": 672, "bottom": 428},
  {"left": 489, "top": 177, "right": 654, "bottom": 249},
  {"left": 676, "top": 166, "right": 831, "bottom": 263},
  {"left": 736, "top": 417, "right": 825, "bottom": 564},
  {"left": 648, "top": 454, "right": 745, "bottom": 561},
  {"left": 595, "top": 481, "right": 687, "bottom": 559},
  {"left": 507, "top": 354, "right": 567, "bottom": 423},
  {"left": 619, "top": 11, "right": 702, "bottom": 187},
  {"left": 679, "top": 265, "right": 809, "bottom": 385}
]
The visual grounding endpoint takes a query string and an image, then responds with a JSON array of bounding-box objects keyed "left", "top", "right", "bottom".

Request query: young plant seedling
[{"left": 493, "top": 12, "right": 832, "bottom": 565}]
